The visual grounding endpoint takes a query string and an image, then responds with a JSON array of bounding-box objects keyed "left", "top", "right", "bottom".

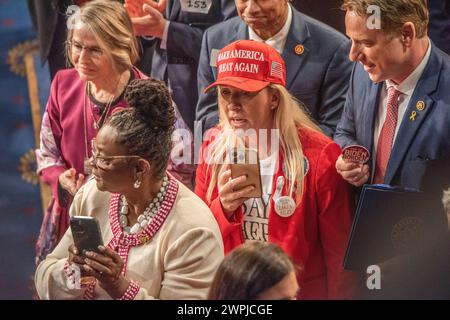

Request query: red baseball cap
[{"left": 204, "top": 40, "right": 286, "bottom": 93}]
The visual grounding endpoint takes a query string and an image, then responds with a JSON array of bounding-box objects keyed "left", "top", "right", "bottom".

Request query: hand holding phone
[
  {"left": 230, "top": 148, "right": 263, "bottom": 198},
  {"left": 70, "top": 216, "right": 103, "bottom": 255},
  {"left": 217, "top": 168, "right": 250, "bottom": 218}
]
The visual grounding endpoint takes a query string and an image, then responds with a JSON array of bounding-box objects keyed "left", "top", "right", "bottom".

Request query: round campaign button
[
  {"left": 274, "top": 196, "right": 296, "bottom": 217},
  {"left": 342, "top": 145, "right": 370, "bottom": 164}
]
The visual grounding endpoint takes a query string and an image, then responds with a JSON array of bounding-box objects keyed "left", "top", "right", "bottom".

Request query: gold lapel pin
[
  {"left": 416, "top": 100, "right": 426, "bottom": 111},
  {"left": 410, "top": 111, "right": 417, "bottom": 121},
  {"left": 295, "top": 44, "right": 304, "bottom": 55}
]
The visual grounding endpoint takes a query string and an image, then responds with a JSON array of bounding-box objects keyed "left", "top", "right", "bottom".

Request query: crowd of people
[{"left": 31, "top": 0, "right": 450, "bottom": 300}]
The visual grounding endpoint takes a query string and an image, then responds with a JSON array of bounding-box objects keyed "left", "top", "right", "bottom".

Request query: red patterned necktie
[{"left": 373, "top": 87, "right": 402, "bottom": 184}]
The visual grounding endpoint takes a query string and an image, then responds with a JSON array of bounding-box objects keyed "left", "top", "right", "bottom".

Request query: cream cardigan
[{"left": 35, "top": 177, "right": 224, "bottom": 300}]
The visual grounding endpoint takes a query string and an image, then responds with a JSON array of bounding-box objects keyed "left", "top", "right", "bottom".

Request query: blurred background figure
[
  {"left": 372, "top": 160, "right": 450, "bottom": 300},
  {"left": 365, "top": 186, "right": 450, "bottom": 300},
  {"left": 128, "top": 0, "right": 237, "bottom": 132},
  {"left": 427, "top": 0, "right": 450, "bottom": 55},
  {"left": 35, "top": 79, "right": 224, "bottom": 300},
  {"left": 208, "top": 242, "right": 299, "bottom": 300},
  {"left": 443, "top": 187, "right": 450, "bottom": 231},
  {"left": 291, "top": 0, "right": 345, "bottom": 33}
]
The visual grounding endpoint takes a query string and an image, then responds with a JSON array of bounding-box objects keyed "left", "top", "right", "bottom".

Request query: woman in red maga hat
[{"left": 195, "top": 40, "right": 357, "bottom": 299}]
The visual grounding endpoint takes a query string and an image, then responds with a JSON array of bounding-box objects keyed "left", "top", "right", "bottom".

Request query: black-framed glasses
[{"left": 90, "top": 139, "right": 140, "bottom": 170}]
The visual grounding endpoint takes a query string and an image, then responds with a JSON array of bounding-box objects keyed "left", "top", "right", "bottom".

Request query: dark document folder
[{"left": 343, "top": 184, "right": 447, "bottom": 271}]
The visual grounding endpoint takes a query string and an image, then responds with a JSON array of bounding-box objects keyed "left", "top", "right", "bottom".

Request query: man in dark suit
[
  {"left": 131, "top": 0, "right": 237, "bottom": 132},
  {"left": 335, "top": 0, "right": 450, "bottom": 191},
  {"left": 195, "top": 0, "right": 352, "bottom": 137},
  {"left": 27, "top": 0, "right": 74, "bottom": 79}
]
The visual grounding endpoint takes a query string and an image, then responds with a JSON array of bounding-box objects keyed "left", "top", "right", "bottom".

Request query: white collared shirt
[
  {"left": 372, "top": 39, "right": 432, "bottom": 163},
  {"left": 248, "top": 4, "right": 292, "bottom": 54}
]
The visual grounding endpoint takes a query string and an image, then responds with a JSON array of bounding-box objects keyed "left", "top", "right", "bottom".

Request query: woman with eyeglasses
[
  {"left": 35, "top": 0, "right": 194, "bottom": 266},
  {"left": 35, "top": 78, "right": 224, "bottom": 300}
]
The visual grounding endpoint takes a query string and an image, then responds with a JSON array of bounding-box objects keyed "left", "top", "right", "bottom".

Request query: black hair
[{"left": 106, "top": 78, "right": 175, "bottom": 179}]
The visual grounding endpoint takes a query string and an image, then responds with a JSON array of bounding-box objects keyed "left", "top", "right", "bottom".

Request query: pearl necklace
[{"left": 119, "top": 176, "right": 169, "bottom": 235}]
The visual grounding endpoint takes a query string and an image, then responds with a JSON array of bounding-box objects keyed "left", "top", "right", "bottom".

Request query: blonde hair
[
  {"left": 341, "top": 0, "right": 429, "bottom": 38},
  {"left": 205, "top": 84, "right": 321, "bottom": 203},
  {"left": 66, "top": 0, "right": 140, "bottom": 73}
]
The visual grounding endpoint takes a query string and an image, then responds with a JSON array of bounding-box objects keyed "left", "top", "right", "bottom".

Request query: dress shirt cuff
[{"left": 160, "top": 21, "right": 170, "bottom": 50}]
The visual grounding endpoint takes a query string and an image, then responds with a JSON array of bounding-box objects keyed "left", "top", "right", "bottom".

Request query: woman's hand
[
  {"left": 82, "top": 246, "right": 130, "bottom": 299},
  {"left": 58, "top": 168, "right": 85, "bottom": 196},
  {"left": 218, "top": 165, "right": 255, "bottom": 219},
  {"left": 335, "top": 155, "right": 370, "bottom": 187},
  {"left": 68, "top": 244, "right": 87, "bottom": 267}
]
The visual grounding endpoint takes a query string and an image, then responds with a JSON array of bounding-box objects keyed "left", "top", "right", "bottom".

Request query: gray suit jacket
[
  {"left": 147, "top": 0, "right": 236, "bottom": 132},
  {"left": 195, "top": 6, "right": 352, "bottom": 136}
]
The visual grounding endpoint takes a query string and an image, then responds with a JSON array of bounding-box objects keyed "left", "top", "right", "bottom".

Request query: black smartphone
[{"left": 70, "top": 216, "right": 103, "bottom": 254}]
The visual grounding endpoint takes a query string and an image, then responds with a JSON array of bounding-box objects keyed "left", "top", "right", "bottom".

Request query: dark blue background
[{"left": 0, "top": 0, "right": 50, "bottom": 299}]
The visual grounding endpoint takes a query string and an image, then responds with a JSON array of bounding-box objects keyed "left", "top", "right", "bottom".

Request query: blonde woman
[
  {"left": 195, "top": 40, "right": 357, "bottom": 300},
  {"left": 35, "top": 0, "right": 192, "bottom": 266}
]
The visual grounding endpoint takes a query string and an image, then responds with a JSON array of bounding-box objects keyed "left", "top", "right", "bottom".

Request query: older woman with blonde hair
[
  {"left": 35, "top": 0, "right": 192, "bottom": 266},
  {"left": 195, "top": 40, "right": 357, "bottom": 299}
]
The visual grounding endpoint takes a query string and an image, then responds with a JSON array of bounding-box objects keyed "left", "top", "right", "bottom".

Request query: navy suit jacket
[
  {"left": 334, "top": 43, "right": 450, "bottom": 190},
  {"left": 195, "top": 6, "right": 352, "bottom": 136},
  {"left": 148, "top": 0, "right": 236, "bottom": 132}
]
